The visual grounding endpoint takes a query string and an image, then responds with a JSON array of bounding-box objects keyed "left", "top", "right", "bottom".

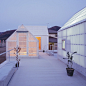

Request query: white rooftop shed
[
  {"left": 6, "top": 25, "right": 48, "bottom": 58},
  {"left": 25, "top": 26, "right": 49, "bottom": 51},
  {"left": 58, "top": 7, "right": 86, "bottom": 76}
]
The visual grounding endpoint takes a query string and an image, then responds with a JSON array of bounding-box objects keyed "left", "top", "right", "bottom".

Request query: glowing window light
[
  {"left": 29, "top": 48, "right": 37, "bottom": 53},
  {"left": 19, "top": 36, "right": 26, "bottom": 41},
  {"left": 29, "top": 53, "right": 37, "bottom": 56},
  {"left": 19, "top": 42, "right": 26, "bottom": 47},
  {"left": 29, "top": 42, "right": 37, "bottom": 47},
  {"left": 7, "top": 27, "right": 38, "bottom": 57},
  {"left": 19, "top": 52, "right": 27, "bottom": 55},
  {"left": 8, "top": 42, "right": 16, "bottom": 48},
  {"left": 62, "top": 40, "right": 66, "bottom": 50},
  {"left": 19, "top": 33, "right": 27, "bottom": 36}
]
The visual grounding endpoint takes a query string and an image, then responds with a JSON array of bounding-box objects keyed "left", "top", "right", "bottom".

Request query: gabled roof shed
[{"left": 6, "top": 25, "right": 39, "bottom": 58}]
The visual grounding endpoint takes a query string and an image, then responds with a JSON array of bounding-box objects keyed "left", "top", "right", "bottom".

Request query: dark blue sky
[{"left": 0, "top": 0, "right": 86, "bottom": 32}]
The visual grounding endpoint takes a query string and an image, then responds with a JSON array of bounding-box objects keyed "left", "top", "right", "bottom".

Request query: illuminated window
[
  {"left": 62, "top": 40, "right": 66, "bottom": 50},
  {"left": 7, "top": 25, "right": 38, "bottom": 57}
]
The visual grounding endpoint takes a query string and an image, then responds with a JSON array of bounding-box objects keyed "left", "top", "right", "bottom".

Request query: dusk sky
[{"left": 0, "top": 0, "right": 86, "bottom": 32}]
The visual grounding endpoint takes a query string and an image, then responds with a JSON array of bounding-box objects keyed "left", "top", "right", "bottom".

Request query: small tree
[{"left": 14, "top": 46, "right": 21, "bottom": 67}]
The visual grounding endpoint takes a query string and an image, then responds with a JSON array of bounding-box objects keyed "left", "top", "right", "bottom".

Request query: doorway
[{"left": 36, "top": 37, "right": 41, "bottom": 50}]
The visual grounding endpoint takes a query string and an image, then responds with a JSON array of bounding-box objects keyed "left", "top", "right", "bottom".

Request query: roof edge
[{"left": 58, "top": 19, "right": 86, "bottom": 32}]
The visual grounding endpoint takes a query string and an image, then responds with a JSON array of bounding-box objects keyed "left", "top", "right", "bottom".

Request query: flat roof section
[{"left": 8, "top": 52, "right": 86, "bottom": 86}]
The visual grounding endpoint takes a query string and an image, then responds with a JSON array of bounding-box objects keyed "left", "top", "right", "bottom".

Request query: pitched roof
[
  {"left": 48, "top": 26, "right": 61, "bottom": 31},
  {"left": 17, "top": 24, "right": 28, "bottom": 32},
  {"left": 59, "top": 7, "right": 86, "bottom": 31},
  {"left": 25, "top": 26, "right": 48, "bottom": 35}
]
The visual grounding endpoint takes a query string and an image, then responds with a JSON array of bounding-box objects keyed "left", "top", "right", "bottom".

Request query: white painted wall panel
[
  {"left": 66, "top": 44, "right": 71, "bottom": 52},
  {"left": 58, "top": 49, "right": 60, "bottom": 55},
  {"left": 72, "top": 35, "right": 79, "bottom": 44},
  {"left": 58, "top": 38, "right": 62, "bottom": 43},
  {"left": 84, "top": 46, "right": 86, "bottom": 56},
  {"left": 41, "top": 36, "right": 49, "bottom": 51},
  {"left": 71, "top": 27, "right": 75, "bottom": 35},
  {"left": 79, "top": 23, "right": 85, "bottom": 34},
  {"left": 61, "top": 31, "right": 63, "bottom": 37},
  {"left": 25, "top": 26, "right": 48, "bottom": 36},
  {"left": 63, "top": 51, "right": 66, "bottom": 58},
  {"left": 63, "top": 37, "right": 66, "bottom": 40},
  {"left": 73, "top": 45, "right": 77, "bottom": 52},
  {"left": 84, "top": 34, "right": 86, "bottom": 45},
  {"left": 72, "top": 45, "right": 77, "bottom": 53},
  {"left": 71, "top": 45, "right": 73, "bottom": 52},
  {"left": 62, "top": 30, "right": 66, "bottom": 36},
  {"left": 61, "top": 50, "right": 64, "bottom": 57},
  {"left": 84, "top": 22, "right": 86, "bottom": 33},
  {"left": 67, "top": 36, "right": 71, "bottom": 44},
  {"left": 79, "top": 56, "right": 85, "bottom": 67},
  {"left": 72, "top": 26, "right": 76, "bottom": 35},
  {"left": 79, "top": 45, "right": 84, "bottom": 56},
  {"left": 72, "top": 45, "right": 78, "bottom": 54},
  {"left": 73, "top": 45, "right": 79, "bottom": 54},
  {"left": 84, "top": 57, "right": 86, "bottom": 68},
  {"left": 80, "top": 34, "right": 84, "bottom": 44},
  {"left": 58, "top": 31, "right": 61, "bottom": 37},
  {"left": 58, "top": 44, "right": 60, "bottom": 49},
  {"left": 58, "top": 44, "right": 62, "bottom": 50},
  {"left": 77, "top": 45, "right": 80, "bottom": 54},
  {"left": 74, "top": 25, "right": 80, "bottom": 35},
  {"left": 67, "top": 27, "right": 72, "bottom": 36},
  {"left": 59, "top": 50, "right": 61, "bottom": 56},
  {"left": 76, "top": 35, "right": 80, "bottom": 44},
  {"left": 73, "top": 36, "right": 77, "bottom": 44},
  {"left": 73, "top": 54, "right": 80, "bottom": 64},
  {"left": 72, "top": 36, "right": 75, "bottom": 44},
  {"left": 71, "top": 36, "right": 73, "bottom": 44}
]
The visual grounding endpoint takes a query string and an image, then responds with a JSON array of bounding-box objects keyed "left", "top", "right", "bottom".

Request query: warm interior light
[
  {"left": 62, "top": 40, "right": 65, "bottom": 50},
  {"left": 36, "top": 37, "right": 41, "bottom": 50},
  {"left": 8, "top": 30, "right": 38, "bottom": 57}
]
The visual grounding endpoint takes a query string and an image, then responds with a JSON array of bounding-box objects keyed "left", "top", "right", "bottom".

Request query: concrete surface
[{"left": 8, "top": 52, "right": 86, "bottom": 86}]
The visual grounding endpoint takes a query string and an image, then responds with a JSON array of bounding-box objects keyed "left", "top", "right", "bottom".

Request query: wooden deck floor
[{"left": 8, "top": 52, "right": 86, "bottom": 86}]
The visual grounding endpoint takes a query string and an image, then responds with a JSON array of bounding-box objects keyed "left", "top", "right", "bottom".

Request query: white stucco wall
[
  {"left": 41, "top": 36, "right": 49, "bottom": 51},
  {"left": 57, "top": 21, "right": 86, "bottom": 76}
]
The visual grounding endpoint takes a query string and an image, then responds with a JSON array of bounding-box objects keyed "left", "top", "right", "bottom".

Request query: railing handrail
[{"left": 0, "top": 49, "right": 14, "bottom": 56}]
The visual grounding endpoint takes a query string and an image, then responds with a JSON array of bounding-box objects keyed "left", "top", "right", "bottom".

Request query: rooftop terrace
[{"left": 8, "top": 52, "right": 86, "bottom": 86}]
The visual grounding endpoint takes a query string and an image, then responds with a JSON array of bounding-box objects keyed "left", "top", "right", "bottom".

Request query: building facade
[
  {"left": 6, "top": 25, "right": 48, "bottom": 58},
  {"left": 58, "top": 7, "right": 86, "bottom": 76}
]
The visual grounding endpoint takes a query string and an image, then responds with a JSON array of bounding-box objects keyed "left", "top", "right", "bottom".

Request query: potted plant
[
  {"left": 63, "top": 51, "right": 77, "bottom": 76},
  {"left": 14, "top": 46, "right": 21, "bottom": 67},
  {"left": 15, "top": 59, "right": 20, "bottom": 67}
]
